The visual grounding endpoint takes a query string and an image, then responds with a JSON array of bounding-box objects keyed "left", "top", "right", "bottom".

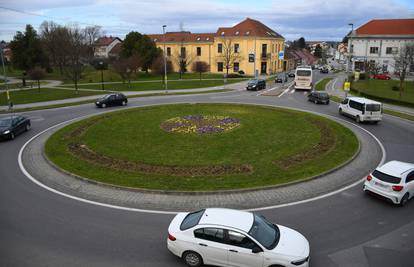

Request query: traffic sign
[
  {"left": 344, "top": 81, "right": 351, "bottom": 91},
  {"left": 278, "top": 51, "right": 284, "bottom": 60}
]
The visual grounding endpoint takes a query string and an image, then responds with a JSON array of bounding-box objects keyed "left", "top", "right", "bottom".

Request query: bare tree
[
  {"left": 365, "top": 60, "right": 381, "bottom": 77},
  {"left": 64, "top": 26, "right": 88, "bottom": 92},
  {"left": 393, "top": 43, "right": 414, "bottom": 97},
  {"left": 172, "top": 41, "right": 194, "bottom": 79},
  {"left": 112, "top": 55, "right": 142, "bottom": 88},
  {"left": 151, "top": 55, "right": 173, "bottom": 83},
  {"left": 84, "top": 25, "right": 102, "bottom": 60},
  {"left": 192, "top": 61, "right": 209, "bottom": 80},
  {"left": 216, "top": 39, "right": 242, "bottom": 76},
  {"left": 28, "top": 67, "right": 46, "bottom": 92}
]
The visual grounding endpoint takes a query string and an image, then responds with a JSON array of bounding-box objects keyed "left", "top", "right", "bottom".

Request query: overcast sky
[{"left": 1, "top": 0, "right": 413, "bottom": 42}]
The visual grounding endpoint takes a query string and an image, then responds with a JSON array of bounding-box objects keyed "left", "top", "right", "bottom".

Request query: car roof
[
  {"left": 198, "top": 208, "right": 254, "bottom": 232},
  {"left": 347, "top": 97, "right": 381, "bottom": 105},
  {"left": 377, "top": 161, "right": 414, "bottom": 176}
]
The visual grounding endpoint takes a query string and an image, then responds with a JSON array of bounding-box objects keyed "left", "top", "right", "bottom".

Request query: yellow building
[{"left": 148, "top": 18, "right": 285, "bottom": 76}]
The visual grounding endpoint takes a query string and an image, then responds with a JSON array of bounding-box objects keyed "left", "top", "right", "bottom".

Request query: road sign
[
  {"left": 344, "top": 81, "right": 351, "bottom": 91},
  {"left": 278, "top": 51, "right": 284, "bottom": 60}
]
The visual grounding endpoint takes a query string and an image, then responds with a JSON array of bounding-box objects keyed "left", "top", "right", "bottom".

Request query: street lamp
[
  {"left": 163, "top": 25, "right": 168, "bottom": 94},
  {"left": 347, "top": 23, "right": 354, "bottom": 73},
  {"left": 99, "top": 61, "right": 104, "bottom": 90}
]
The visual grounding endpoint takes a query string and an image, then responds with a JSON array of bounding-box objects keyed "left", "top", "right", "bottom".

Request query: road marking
[
  {"left": 289, "top": 89, "right": 295, "bottom": 94},
  {"left": 278, "top": 88, "right": 290, "bottom": 98},
  {"left": 18, "top": 103, "right": 386, "bottom": 215}
]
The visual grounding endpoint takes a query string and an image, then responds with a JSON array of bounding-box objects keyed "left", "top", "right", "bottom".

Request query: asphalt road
[{"left": 1, "top": 72, "right": 413, "bottom": 267}]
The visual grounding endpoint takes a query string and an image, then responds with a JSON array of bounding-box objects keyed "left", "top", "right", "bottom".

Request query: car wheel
[
  {"left": 339, "top": 108, "right": 343, "bottom": 115},
  {"left": 326, "top": 100, "right": 330, "bottom": 104},
  {"left": 25, "top": 123, "right": 31, "bottom": 131},
  {"left": 356, "top": 116, "right": 361, "bottom": 123},
  {"left": 183, "top": 251, "right": 203, "bottom": 267},
  {"left": 102, "top": 103, "right": 106, "bottom": 108},
  {"left": 400, "top": 193, "right": 409, "bottom": 206},
  {"left": 122, "top": 101, "right": 126, "bottom": 106}
]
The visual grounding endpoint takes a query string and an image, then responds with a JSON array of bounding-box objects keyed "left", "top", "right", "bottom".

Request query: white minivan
[{"left": 339, "top": 97, "right": 382, "bottom": 123}]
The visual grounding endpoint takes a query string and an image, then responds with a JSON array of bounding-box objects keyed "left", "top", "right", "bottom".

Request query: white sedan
[
  {"left": 167, "top": 208, "right": 310, "bottom": 267},
  {"left": 363, "top": 160, "right": 414, "bottom": 206}
]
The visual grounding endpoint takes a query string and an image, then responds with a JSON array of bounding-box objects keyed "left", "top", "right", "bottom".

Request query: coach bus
[{"left": 294, "top": 66, "right": 313, "bottom": 90}]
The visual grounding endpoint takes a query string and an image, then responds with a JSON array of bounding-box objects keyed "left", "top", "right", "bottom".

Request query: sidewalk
[{"left": 326, "top": 73, "right": 414, "bottom": 116}]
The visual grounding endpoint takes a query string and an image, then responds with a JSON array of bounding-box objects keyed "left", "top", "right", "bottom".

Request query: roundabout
[{"left": 2, "top": 74, "right": 414, "bottom": 267}]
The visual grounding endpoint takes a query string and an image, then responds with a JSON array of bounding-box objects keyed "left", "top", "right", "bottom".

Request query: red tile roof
[
  {"left": 216, "top": 18, "right": 284, "bottom": 38},
  {"left": 147, "top": 32, "right": 215, "bottom": 43},
  {"left": 356, "top": 19, "right": 414, "bottom": 35},
  {"left": 95, "top": 36, "right": 121, "bottom": 46}
]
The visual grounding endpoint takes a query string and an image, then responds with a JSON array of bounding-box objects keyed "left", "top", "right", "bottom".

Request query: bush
[
  {"left": 359, "top": 73, "right": 367, "bottom": 80},
  {"left": 392, "top": 86, "right": 399, "bottom": 91},
  {"left": 227, "top": 74, "right": 242, "bottom": 78},
  {"left": 238, "top": 70, "right": 245, "bottom": 75}
]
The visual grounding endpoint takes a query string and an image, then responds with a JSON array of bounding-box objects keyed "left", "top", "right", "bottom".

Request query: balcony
[{"left": 261, "top": 53, "right": 271, "bottom": 59}]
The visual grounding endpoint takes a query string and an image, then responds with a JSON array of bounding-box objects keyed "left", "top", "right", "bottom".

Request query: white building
[
  {"left": 94, "top": 36, "right": 122, "bottom": 58},
  {"left": 347, "top": 19, "right": 414, "bottom": 73}
]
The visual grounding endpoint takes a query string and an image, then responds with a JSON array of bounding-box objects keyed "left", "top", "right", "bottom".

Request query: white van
[{"left": 339, "top": 97, "right": 382, "bottom": 123}]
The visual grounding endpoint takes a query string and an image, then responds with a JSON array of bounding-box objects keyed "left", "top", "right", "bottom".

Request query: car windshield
[
  {"left": 248, "top": 214, "right": 280, "bottom": 250},
  {"left": 0, "top": 118, "right": 12, "bottom": 127},
  {"left": 366, "top": 104, "right": 381, "bottom": 112},
  {"left": 296, "top": 70, "right": 311, "bottom": 76},
  {"left": 372, "top": 170, "right": 401, "bottom": 184},
  {"left": 248, "top": 80, "right": 258, "bottom": 85},
  {"left": 180, "top": 209, "right": 205, "bottom": 230}
]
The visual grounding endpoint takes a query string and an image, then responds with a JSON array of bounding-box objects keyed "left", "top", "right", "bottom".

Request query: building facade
[
  {"left": 148, "top": 18, "right": 285, "bottom": 76},
  {"left": 347, "top": 19, "right": 414, "bottom": 73},
  {"left": 94, "top": 36, "right": 122, "bottom": 58}
]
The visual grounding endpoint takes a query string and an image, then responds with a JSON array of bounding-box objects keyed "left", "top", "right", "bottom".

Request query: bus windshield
[{"left": 296, "top": 70, "right": 311, "bottom": 76}]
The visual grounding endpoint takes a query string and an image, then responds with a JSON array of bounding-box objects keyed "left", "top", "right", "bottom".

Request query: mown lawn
[
  {"left": 46, "top": 104, "right": 359, "bottom": 191},
  {"left": 71, "top": 78, "right": 245, "bottom": 91},
  {"left": 352, "top": 79, "right": 414, "bottom": 107},
  {"left": 315, "top": 78, "right": 332, "bottom": 91},
  {"left": 0, "top": 88, "right": 103, "bottom": 105}
]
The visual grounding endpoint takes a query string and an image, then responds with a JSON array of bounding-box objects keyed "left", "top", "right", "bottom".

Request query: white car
[
  {"left": 363, "top": 161, "right": 414, "bottom": 206},
  {"left": 167, "top": 208, "right": 310, "bottom": 267},
  {"left": 339, "top": 97, "right": 382, "bottom": 123}
]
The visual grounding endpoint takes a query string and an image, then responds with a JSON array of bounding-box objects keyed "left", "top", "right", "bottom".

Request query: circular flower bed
[{"left": 160, "top": 115, "right": 241, "bottom": 134}]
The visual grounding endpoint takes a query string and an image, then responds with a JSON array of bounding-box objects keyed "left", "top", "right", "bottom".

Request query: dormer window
[
  {"left": 206, "top": 37, "right": 210, "bottom": 41},
  {"left": 197, "top": 37, "right": 201, "bottom": 41},
  {"left": 154, "top": 38, "right": 158, "bottom": 42},
  {"left": 246, "top": 31, "right": 250, "bottom": 35},
  {"left": 235, "top": 31, "right": 239, "bottom": 35},
  {"left": 221, "top": 32, "right": 225, "bottom": 36}
]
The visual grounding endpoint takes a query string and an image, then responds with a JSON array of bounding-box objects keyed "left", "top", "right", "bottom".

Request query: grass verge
[
  {"left": 315, "top": 78, "right": 332, "bottom": 91},
  {"left": 45, "top": 104, "right": 358, "bottom": 191}
]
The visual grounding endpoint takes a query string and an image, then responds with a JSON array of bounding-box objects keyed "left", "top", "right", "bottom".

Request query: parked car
[
  {"left": 338, "top": 97, "right": 382, "bottom": 123},
  {"left": 167, "top": 208, "right": 310, "bottom": 267},
  {"left": 246, "top": 79, "right": 266, "bottom": 91},
  {"left": 308, "top": 91, "right": 330, "bottom": 104},
  {"left": 95, "top": 93, "right": 128, "bottom": 108},
  {"left": 288, "top": 72, "right": 295, "bottom": 78},
  {"left": 373, "top": 74, "right": 391, "bottom": 80},
  {"left": 364, "top": 161, "right": 414, "bottom": 206},
  {"left": 275, "top": 73, "right": 288, "bottom": 83},
  {"left": 0, "top": 115, "right": 31, "bottom": 140},
  {"left": 320, "top": 68, "right": 329, "bottom": 74}
]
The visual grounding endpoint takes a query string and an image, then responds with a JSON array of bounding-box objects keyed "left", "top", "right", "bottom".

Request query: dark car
[
  {"left": 308, "top": 91, "right": 330, "bottom": 104},
  {"left": 95, "top": 93, "right": 128, "bottom": 108},
  {"left": 0, "top": 116, "right": 31, "bottom": 140},
  {"left": 288, "top": 72, "right": 295, "bottom": 78},
  {"left": 246, "top": 79, "right": 266, "bottom": 91},
  {"left": 320, "top": 68, "right": 329, "bottom": 74},
  {"left": 275, "top": 73, "right": 288, "bottom": 83}
]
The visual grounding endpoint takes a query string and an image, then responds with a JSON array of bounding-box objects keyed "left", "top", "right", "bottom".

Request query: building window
[
  {"left": 197, "top": 47, "right": 201, "bottom": 56},
  {"left": 234, "top": 43, "right": 240, "bottom": 53},
  {"left": 386, "top": 47, "right": 398, "bottom": 55},
  {"left": 233, "top": 62, "right": 239, "bottom": 72},
  {"left": 217, "top": 62, "right": 223, "bottom": 72},
  {"left": 370, "top": 47, "right": 379, "bottom": 54},
  {"left": 180, "top": 47, "right": 186, "bottom": 58},
  {"left": 166, "top": 47, "right": 171, "bottom": 56},
  {"left": 218, "top": 43, "right": 222, "bottom": 53},
  {"left": 262, "top": 44, "right": 267, "bottom": 56}
]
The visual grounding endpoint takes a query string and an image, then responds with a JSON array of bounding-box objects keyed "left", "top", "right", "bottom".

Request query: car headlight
[
  {"left": 291, "top": 256, "right": 309, "bottom": 265},
  {"left": 3, "top": 130, "right": 10, "bottom": 134},
  {"left": 252, "top": 85, "right": 256, "bottom": 87}
]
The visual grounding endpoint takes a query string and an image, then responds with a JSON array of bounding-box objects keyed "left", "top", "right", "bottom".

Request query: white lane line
[
  {"left": 17, "top": 103, "right": 387, "bottom": 215},
  {"left": 289, "top": 89, "right": 295, "bottom": 94},
  {"left": 278, "top": 88, "right": 290, "bottom": 98}
]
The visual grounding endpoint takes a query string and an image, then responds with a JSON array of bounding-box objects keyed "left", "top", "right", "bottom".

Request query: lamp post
[
  {"left": 163, "top": 25, "right": 168, "bottom": 94},
  {"left": 99, "top": 61, "right": 104, "bottom": 90},
  {"left": 347, "top": 23, "right": 354, "bottom": 73}
]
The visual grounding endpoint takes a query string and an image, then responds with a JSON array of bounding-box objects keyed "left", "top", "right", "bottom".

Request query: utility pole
[
  {"left": 99, "top": 61, "right": 105, "bottom": 90},
  {"left": 0, "top": 44, "right": 11, "bottom": 110},
  {"left": 347, "top": 23, "right": 354, "bottom": 73},
  {"left": 163, "top": 25, "right": 168, "bottom": 94}
]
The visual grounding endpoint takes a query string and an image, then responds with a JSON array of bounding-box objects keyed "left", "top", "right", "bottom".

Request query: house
[
  {"left": 148, "top": 18, "right": 285, "bottom": 76},
  {"left": 94, "top": 36, "right": 122, "bottom": 58},
  {"left": 287, "top": 49, "right": 318, "bottom": 66},
  {"left": 347, "top": 19, "right": 414, "bottom": 73}
]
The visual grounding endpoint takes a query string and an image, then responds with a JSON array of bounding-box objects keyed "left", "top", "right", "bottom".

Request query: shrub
[
  {"left": 227, "top": 73, "right": 242, "bottom": 78},
  {"left": 238, "top": 70, "right": 245, "bottom": 75},
  {"left": 392, "top": 86, "right": 399, "bottom": 91}
]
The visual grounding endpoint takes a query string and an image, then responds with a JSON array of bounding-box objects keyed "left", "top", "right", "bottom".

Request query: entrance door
[{"left": 261, "top": 62, "right": 267, "bottom": 74}]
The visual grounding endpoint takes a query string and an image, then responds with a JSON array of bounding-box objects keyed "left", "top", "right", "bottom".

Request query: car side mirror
[{"left": 252, "top": 246, "right": 262, "bottom": 254}]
